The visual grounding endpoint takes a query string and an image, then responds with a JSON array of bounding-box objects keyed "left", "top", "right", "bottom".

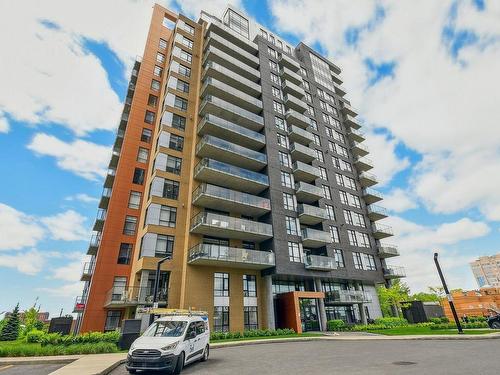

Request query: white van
[{"left": 126, "top": 310, "right": 210, "bottom": 374}]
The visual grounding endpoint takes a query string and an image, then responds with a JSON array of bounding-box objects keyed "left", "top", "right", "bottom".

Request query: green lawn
[
  {"left": 366, "top": 326, "right": 500, "bottom": 336},
  {"left": 211, "top": 333, "right": 322, "bottom": 343}
]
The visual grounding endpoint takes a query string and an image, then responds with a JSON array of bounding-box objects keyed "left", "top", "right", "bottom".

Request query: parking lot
[
  {"left": 0, "top": 363, "right": 65, "bottom": 375},
  {"left": 111, "top": 339, "right": 499, "bottom": 374}
]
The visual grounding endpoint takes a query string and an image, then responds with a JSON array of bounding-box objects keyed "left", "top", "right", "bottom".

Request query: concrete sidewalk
[{"left": 48, "top": 353, "right": 126, "bottom": 375}]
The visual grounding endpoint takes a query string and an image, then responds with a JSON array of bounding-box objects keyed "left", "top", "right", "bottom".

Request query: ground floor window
[
  {"left": 214, "top": 306, "right": 229, "bottom": 332},
  {"left": 104, "top": 310, "right": 121, "bottom": 331},
  {"left": 244, "top": 306, "right": 258, "bottom": 330},
  {"left": 325, "top": 305, "right": 356, "bottom": 324}
]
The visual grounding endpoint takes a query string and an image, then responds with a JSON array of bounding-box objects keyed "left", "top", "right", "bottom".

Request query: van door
[
  {"left": 184, "top": 322, "right": 199, "bottom": 363},
  {"left": 195, "top": 321, "right": 207, "bottom": 351}
]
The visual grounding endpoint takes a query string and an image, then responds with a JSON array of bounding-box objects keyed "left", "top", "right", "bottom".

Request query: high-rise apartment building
[
  {"left": 74, "top": 4, "right": 405, "bottom": 334},
  {"left": 471, "top": 254, "right": 500, "bottom": 287}
]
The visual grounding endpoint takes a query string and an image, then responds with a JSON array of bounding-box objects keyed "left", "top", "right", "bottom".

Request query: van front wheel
[
  {"left": 201, "top": 345, "right": 209, "bottom": 362},
  {"left": 173, "top": 352, "right": 184, "bottom": 374}
]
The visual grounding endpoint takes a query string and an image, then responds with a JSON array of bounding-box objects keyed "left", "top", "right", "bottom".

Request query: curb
[
  {"left": 0, "top": 355, "right": 82, "bottom": 366},
  {"left": 98, "top": 358, "right": 127, "bottom": 375},
  {"left": 211, "top": 336, "right": 323, "bottom": 349}
]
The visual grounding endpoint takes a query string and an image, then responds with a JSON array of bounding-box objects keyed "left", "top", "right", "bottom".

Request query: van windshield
[{"left": 143, "top": 321, "right": 187, "bottom": 337}]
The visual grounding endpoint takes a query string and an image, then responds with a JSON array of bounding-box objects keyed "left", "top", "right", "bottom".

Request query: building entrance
[{"left": 299, "top": 298, "right": 320, "bottom": 331}]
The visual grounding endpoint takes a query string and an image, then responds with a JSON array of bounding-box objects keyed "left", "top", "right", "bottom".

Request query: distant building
[
  {"left": 470, "top": 254, "right": 500, "bottom": 287},
  {"left": 5, "top": 311, "right": 50, "bottom": 323},
  {"left": 440, "top": 288, "right": 500, "bottom": 319}
]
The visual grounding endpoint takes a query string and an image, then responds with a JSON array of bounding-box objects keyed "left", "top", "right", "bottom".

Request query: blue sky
[{"left": 1, "top": 0, "right": 500, "bottom": 318}]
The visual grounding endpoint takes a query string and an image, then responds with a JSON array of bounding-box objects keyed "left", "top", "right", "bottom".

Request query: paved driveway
[
  {"left": 111, "top": 339, "right": 498, "bottom": 374},
  {"left": 0, "top": 364, "right": 65, "bottom": 375}
]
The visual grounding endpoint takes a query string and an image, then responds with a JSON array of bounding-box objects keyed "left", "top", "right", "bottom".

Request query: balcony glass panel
[{"left": 188, "top": 244, "right": 275, "bottom": 269}]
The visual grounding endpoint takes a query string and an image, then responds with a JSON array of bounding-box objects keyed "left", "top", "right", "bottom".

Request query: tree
[
  {"left": 0, "top": 304, "right": 20, "bottom": 341},
  {"left": 22, "top": 306, "right": 43, "bottom": 335},
  {"left": 409, "top": 286, "right": 445, "bottom": 302},
  {"left": 376, "top": 280, "right": 410, "bottom": 317}
]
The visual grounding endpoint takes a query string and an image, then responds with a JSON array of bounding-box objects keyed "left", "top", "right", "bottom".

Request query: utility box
[
  {"left": 402, "top": 301, "right": 445, "bottom": 323},
  {"left": 48, "top": 317, "right": 73, "bottom": 335},
  {"left": 119, "top": 319, "right": 142, "bottom": 350}
]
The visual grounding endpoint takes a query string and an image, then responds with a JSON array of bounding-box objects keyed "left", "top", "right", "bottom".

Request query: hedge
[
  {"left": 210, "top": 328, "right": 295, "bottom": 341},
  {"left": 374, "top": 317, "right": 409, "bottom": 327},
  {"left": 430, "top": 322, "right": 489, "bottom": 330},
  {"left": 429, "top": 317, "right": 450, "bottom": 324},
  {"left": 25, "top": 330, "right": 120, "bottom": 346},
  {"left": 0, "top": 342, "right": 118, "bottom": 357}
]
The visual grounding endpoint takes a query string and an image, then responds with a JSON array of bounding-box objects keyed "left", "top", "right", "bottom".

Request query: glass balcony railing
[
  {"left": 298, "top": 204, "right": 328, "bottom": 224},
  {"left": 290, "top": 142, "right": 316, "bottom": 163},
  {"left": 81, "top": 261, "right": 95, "bottom": 281},
  {"left": 341, "top": 102, "right": 359, "bottom": 116},
  {"left": 293, "top": 161, "right": 321, "bottom": 182},
  {"left": 350, "top": 141, "right": 369, "bottom": 156},
  {"left": 284, "top": 94, "right": 308, "bottom": 113},
  {"left": 367, "top": 204, "right": 388, "bottom": 221},
  {"left": 203, "top": 61, "right": 261, "bottom": 96},
  {"left": 362, "top": 188, "right": 383, "bottom": 203},
  {"left": 208, "top": 18, "right": 258, "bottom": 54},
  {"left": 93, "top": 209, "right": 107, "bottom": 231},
  {"left": 87, "top": 232, "right": 101, "bottom": 255},
  {"left": 288, "top": 125, "right": 314, "bottom": 145},
  {"left": 295, "top": 182, "right": 323, "bottom": 203},
  {"left": 203, "top": 45, "right": 260, "bottom": 82},
  {"left": 301, "top": 228, "right": 332, "bottom": 247},
  {"left": 280, "top": 66, "right": 302, "bottom": 85},
  {"left": 347, "top": 128, "right": 365, "bottom": 142},
  {"left": 279, "top": 53, "right": 301, "bottom": 72},
  {"left": 304, "top": 254, "right": 337, "bottom": 271},
  {"left": 345, "top": 114, "right": 362, "bottom": 129},
  {"left": 384, "top": 266, "right": 406, "bottom": 278},
  {"left": 201, "top": 77, "right": 263, "bottom": 113},
  {"left": 204, "top": 32, "right": 259, "bottom": 68},
  {"left": 104, "top": 286, "right": 168, "bottom": 307},
  {"left": 372, "top": 223, "right": 394, "bottom": 239},
  {"left": 73, "top": 295, "right": 87, "bottom": 313},
  {"left": 324, "top": 290, "right": 372, "bottom": 304},
  {"left": 281, "top": 80, "right": 305, "bottom": 99},
  {"left": 378, "top": 243, "right": 400, "bottom": 258},
  {"left": 286, "top": 109, "right": 310, "bottom": 129},
  {"left": 188, "top": 244, "right": 275, "bottom": 269},
  {"left": 354, "top": 156, "right": 374, "bottom": 171},
  {"left": 359, "top": 172, "right": 378, "bottom": 187}
]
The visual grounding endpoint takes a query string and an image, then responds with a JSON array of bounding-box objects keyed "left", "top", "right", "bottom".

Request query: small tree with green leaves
[
  {"left": 376, "top": 281, "right": 410, "bottom": 317},
  {"left": 0, "top": 303, "right": 21, "bottom": 341}
]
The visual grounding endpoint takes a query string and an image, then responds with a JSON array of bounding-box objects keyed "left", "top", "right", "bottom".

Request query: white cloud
[
  {"left": 0, "top": 111, "right": 9, "bottom": 133},
  {"left": 0, "top": 250, "right": 46, "bottom": 275},
  {"left": 65, "top": 194, "right": 99, "bottom": 204},
  {"left": 41, "top": 210, "right": 89, "bottom": 241},
  {"left": 383, "top": 188, "right": 417, "bottom": 213},
  {"left": 177, "top": 0, "right": 243, "bottom": 18},
  {"left": 0, "top": 204, "right": 45, "bottom": 251},
  {"left": 27, "top": 133, "right": 110, "bottom": 181},
  {"left": 51, "top": 254, "right": 88, "bottom": 282},
  {"left": 38, "top": 282, "right": 85, "bottom": 298}
]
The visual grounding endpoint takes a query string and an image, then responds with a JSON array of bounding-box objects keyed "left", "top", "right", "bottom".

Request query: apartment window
[
  {"left": 313, "top": 134, "right": 321, "bottom": 146},
  {"left": 277, "top": 133, "right": 289, "bottom": 148},
  {"left": 117, "top": 243, "right": 132, "bottom": 265},
  {"left": 348, "top": 230, "right": 358, "bottom": 246},
  {"left": 336, "top": 173, "right": 345, "bottom": 187},
  {"left": 350, "top": 193, "right": 361, "bottom": 208},
  {"left": 307, "top": 105, "right": 315, "bottom": 116},
  {"left": 269, "top": 60, "right": 278, "bottom": 71},
  {"left": 182, "top": 23, "right": 195, "bottom": 35},
  {"left": 300, "top": 67, "right": 307, "bottom": 77},
  {"left": 156, "top": 235, "right": 174, "bottom": 257},
  {"left": 275, "top": 116, "right": 286, "bottom": 130},
  {"left": 285, "top": 216, "right": 299, "bottom": 235},
  {"left": 329, "top": 226, "right": 340, "bottom": 242},
  {"left": 339, "top": 190, "right": 349, "bottom": 205},
  {"left": 279, "top": 151, "right": 291, "bottom": 168},
  {"left": 270, "top": 72, "right": 280, "bottom": 85},
  {"left": 169, "top": 134, "right": 184, "bottom": 151},
  {"left": 242, "top": 241, "right": 255, "bottom": 250},
  {"left": 358, "top": 232, "right": 370, "bottom": 247},
  {"left": 272, "top": 86, "right": 282, "bottom": 99},
  {"left": 268, "top": 47, "right": 277, "bottom": 58},
  {"left": 315, "top": 149, "right": 324, "bottom": 163},
  {"left": 320, "top": 100, "right": 327, "bottom": 111},
  {"left": 364, "top": 254, "right": 377, "bottom": 270},
  {"left": 176, "top": 79, "right": 190, "bottom": 93},
  {"left": 281, "top": 171, "right": 293, "bottom": 188},
  {"left": 325, "top": 204, "right": 336, "bottom": 220},
  {"left": 333, "top": 249, "right": 345, "bottom": 268},
  {"left": 261, "top": 29, "right": 267, "bottom": 38},
  {"left": 353, "top": 252, "right": 363, "bottom": 270},
  {"left": 288, "top": 241, "right": 303, "bottom": 262},
  {"left": 325, "top": 126, "right": 334, "bottom": 138},
  {"left": 174, "top": 96, "right": 188, "bottom": 111},
  {"left": 337, "top": 145, "right": 348, "bottom": 158},
  {"left": 172, "top": 114, "right": 186, "bottom": 130},
  {"left": 159, "top": 38, "right": 167, "bottom": 50},
  {"left": 317, "top": 88, "right": 325, "bottom": 99},
  {"left": 273, "top": 101, "right": 284, "bottom": 114},
  {"left": 346, "top": 176, "right": 357, "bottom": 190},
  {"left": 334, "top": 131, "right": 345, "bottom": 143},
  {"left": 144, "top": 110, "right": 155, "bottom": 124},
  {"left": 153, "top": 65, "right": 163, "bottom": 77},
  {"left": 214, "top": 306, "right": 229, "bottom": 332},
  {"left": 243, "top": 275, "right": 257, "bottom": 297},
  {"left": 151, "top": 79, "right": 160, "bottom": 91},
  {"left": 319, "top": 166, "right": 328, "bottom": 180},
  {"left": 104, "top": 311, "right": 121, "bottom": 332},
  {"left": 353, "top": 212, "right": 366, "bottom": 228},
  {"left": 309, "top": 118, "right": 318, "bottom": 131},
  {"left": 244, "top": 306, "right": 258, "bottom": 330},
  {"left": 178, "top": 64, "right": 191, "bottom": 77},
  {"left": 181, "top": 36, "right": 193, "bottom": 49},
  {"left": 322, "top": 185, "right": 332, "bottom": 200},
  {"left": 163, "top": 179, "right": 179, "bottom": 200},
  {"left": 277, "top": 40, "right": 283, "bottom": 49},
  {"left": 269, "top": 34, "right": 275, "bottom": 44},
  {"left": 128, "top": 191, "right": 142, "bottom": 209},
  {"left": 141, "top": 128, "right": 152, "bottom": 143},
  {"left": 148, "top": 94, "right": 158, "bottom": 107},
  {"left": 283, "top": 192, "right": 296, "bottom": 211},
  {"left": 344, "top": 210, "right": 354, "bottom": 225},
  {"left": 305, "top": 93, "right": 312, "bottom": 103},
  {"left": 214, "top": 272, "right": 229, "bottom": 297},
  {"left": 179, "top": 50, "right": 192, "bottom": 63},
  {"left": 137, "top": 147, "right": 148, "bottom": 163},
  {"left": 133, "top": 168, "right": 145, "bottom": 185},
  {"left": 165, "top": 155, "right": 182, "bottom": 175},
  {"left": 159, "top": 205, "right": 177, "bottom": 227},
  {"left": 303, "top": 80, "right": 310, "bottom": 90},
  {"left": 123, "top": 216, "right": 137, "bottom": 235},
  {"left": 156, "top": 52, "right": 165, "bottom": 63}
]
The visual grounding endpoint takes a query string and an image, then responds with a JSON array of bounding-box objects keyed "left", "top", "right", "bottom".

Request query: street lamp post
[
  {"left": 149, "top": 256, "right": 170, "bottom": 324},
  {"left": 434, "top": 252, "right": 463, "bottom": 334}
]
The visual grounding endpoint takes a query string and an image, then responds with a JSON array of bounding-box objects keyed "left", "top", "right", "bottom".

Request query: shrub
[
  {"left": 210, "top": 328, "right": 295, "bottom": 341},
  {"left": 374, "top": 317, "right": 408, "bottom": 327},
  {"left": 0, "top": 304, "right": 21, "bottom": 341},
  {"left": 429, "top": 318, "right": 443, "bottom": 324},
  {"left": 327, "top": 320, "right": 345, "bottom": 331},
  {"left": 0, "top": 342, "right": 118, "bottom": 357},
  {"left": 25, "top": 330, "right": 45, "bottom": 343},
  {"left": 430, "top": 322, "right": 489, "bottom": 330}
]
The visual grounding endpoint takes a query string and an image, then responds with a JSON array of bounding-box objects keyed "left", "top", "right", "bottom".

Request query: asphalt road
[
  {"left": 0, "top": 363, "right": 65, "bottom": 375},
  {"left": 111, "top": 339, "right": 498, "bottom": 375}
]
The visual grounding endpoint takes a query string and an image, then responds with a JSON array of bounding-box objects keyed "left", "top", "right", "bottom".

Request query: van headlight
[{"left": 161, "top": 341, "right": 179, "bottom": 351}]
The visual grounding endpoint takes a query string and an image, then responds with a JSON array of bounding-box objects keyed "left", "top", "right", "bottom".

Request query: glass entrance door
[{"left": 299, "top": 298, "right": 320, "bottom": 331}]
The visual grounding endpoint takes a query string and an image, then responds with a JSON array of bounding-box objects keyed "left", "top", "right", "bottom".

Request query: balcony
[
  {"left": 324, "top": 290, "right": 372, "bottom": 304},
  {"left": 347, "top": 128, "right": 365, "bottom": 143},
  {"left": 201, "top": 77, "right": 262, "bottom": 113},
  {"left": 280, "top": 66, "right": 302, "bottom": 85},
  {"left": 341, "top": 102, "right": 359, "bottom": 117},
  {"left": 87, "top": 232, "right": 101, "bottom": 256},
  {"left": 359, "top": 172, "right": 378, "bottom": 187},
  {"left": 196, "top": 135, "right": 267, "bottom": 171},
  {"left": 98, "top": 188, "right": 112, "bottom": 209},
  {"left": 290, "top": 143, "right": 316, "bottom": 163},
  {"left": 104, "top": 286, "right": 168, "bottom": 308},
  {"left": 73, "top": 296, "right": 87, "bottom": 313},
  {"left": 298, "top": 204, "right": 328, "bottom": 225},
  {"left": 199, "top": 96, "right": 264, "bottom": 131},
  {"left": 104, "top": 168, "right": 116, "bottom": 188},
  {"left": 281, "top": 80, "right": 305, "bottom": 99},
  {"left": 362, "top": 188, "right": 383, "bottom": 204},
  {"left": 203, "top": 61, "right": 261, "bottom": 97},
  {"left": 204, "top": 32, "right": 259, "bottom": 68},
  {"left": 302, "top": 228, "right": 332, "bottom": 248},
  {"left": 93, "top": 209, "right": 106, "bottom": 232},
  {"left": 304, "top": 255, "right": 337, "bottom": 271},
  {"left": 354, "top": 156, "right": 374, "bottom": 172},
  {"left": 198, "top": 114, "right": 265, "bottom": 151},
  {"left": 207, "top": 18, "right": 258, "bottom": 55},
  {"left": 285, "top": 110, "right": 309, "bottom": 130},
  {"left": 334, "top": 81, "right": 347, "bottom": 97},
  {"left": 203, "top": 45, "right": 260, "bottom": 82},
  {"left": 192, "top": 183, "right": 271, "bottom": 217},
  {"left": 190, "top": 212, "right": 273, "bottom": 242},
  {"left": 293, "top": 161, "right": 320, "bottom": 183},
  {"left": 332, "top": 70, "right": 343, "bottom": 84},
  {"left": 194, "top": 158, "right": 268, "bottom": 194},
  {"left": 284, "top": 94, "right": 308, "bottom": 113},
  {"left": 378, "top": 243, "right": 400, "bottom": 258},
  {"left": 80, "top": 262, "right": 94, "bottom": 282},
  {"left": 295, "top": 182, "right": 323, "bottom": 203},
  {"left": 278, "top": 53, "right": 301, "bottom": 72},
  {"left": 344, "top": 114, "right": 362, "bottom": 130},
  {"left": 384, "top": 266, "right": 406, "bottom": 279},
  {"left": 367, "top": 204, "right": 388, "bottom": 221},
  {"left": 351, "top": 142, "right": 369, "bottom": 157},
  {"left": 109, "top": 146, "right": 121, "bottom": 168},
  {"left": 288, "top": 125, "right": 314, "bottom": 145},
  {"left": 188, "top": 244, "right": 275, "bottom": 269},
  {"left": 372, "top": 223, "right": 394, "bottom": 239}
]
